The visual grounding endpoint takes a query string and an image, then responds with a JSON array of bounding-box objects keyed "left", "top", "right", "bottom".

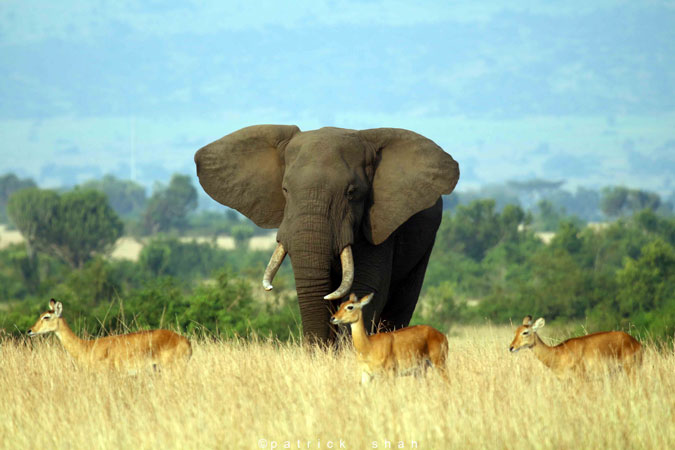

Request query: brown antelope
[
  {"left": 330, "top": 293, "right": 449, "bottom": 383},
  {"left": 509, "top": 315, "right": 643, "bottom": 377},
  {"left": 27, "top": 299, "right": 192, "bottom": 372}
]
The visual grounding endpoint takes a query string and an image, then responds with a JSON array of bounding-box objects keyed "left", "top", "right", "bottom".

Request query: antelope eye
[
  {"left": 346, "top": 305, "right": 354, "bottom": 310},
  {"left": 522, "top": 331, "right": 529, "bottom": 335},
  {"left": 42, "top": 316, "right": 49, "bottom": 320}
]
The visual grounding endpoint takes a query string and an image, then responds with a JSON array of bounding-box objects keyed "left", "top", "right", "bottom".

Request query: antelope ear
[
  {"left": 522, "top": 315, "right": 533, "bottom": 326},
  {"left": 54, "top": 302, "right": 63, "bottom": 318},
  {"left": 348, "top": 293, "right": 358, "bottom": 302},
  {"left": 359, "top": 293, "right": 374, "bottom": 307},
  {"left": 49, "top": 298, "right": 56, "bottom": 310},
  {"left": 532, "top": 318, "right": 545, "bottom": 331},
  {"left": 358, "top": 128, "right": 459, "bottom": 244},
  {"left": 194, "top": 125, "right": 300, "bottom": 228}
]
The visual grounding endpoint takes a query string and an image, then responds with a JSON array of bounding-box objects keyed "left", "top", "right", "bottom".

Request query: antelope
[
  {"left": 509, "top": 315, "right": 643, "bottom": 377},
  {"left": 330, "top": 293, "right": 449, "bottom": 384},
  {"left": 27, "top": 299, "right": 192, "bottom": 372}
]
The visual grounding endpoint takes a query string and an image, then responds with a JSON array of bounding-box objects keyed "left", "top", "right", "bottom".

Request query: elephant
[{"left": 194, "top": 125, "right": 459, "bottom": 344}]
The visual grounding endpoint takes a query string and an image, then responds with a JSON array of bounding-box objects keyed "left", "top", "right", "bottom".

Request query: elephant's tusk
[
  {"left": 324, "top": 245, "right": 354, "bottom": 300},
  {"left": 262, "top": 242, "right": 287, "bottom": 291}
]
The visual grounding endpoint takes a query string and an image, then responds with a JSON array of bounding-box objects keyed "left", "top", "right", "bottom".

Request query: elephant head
[{"left": 194, "top": 125, "right": 459, "bottom": 343}]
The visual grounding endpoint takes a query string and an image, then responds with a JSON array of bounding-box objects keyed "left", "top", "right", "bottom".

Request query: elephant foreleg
[
  {"left": 380, "top": 197, "right": 442, "bottom": 330},
  {"left": 380, "top": 240, "right": 435, "bottom": 330}
]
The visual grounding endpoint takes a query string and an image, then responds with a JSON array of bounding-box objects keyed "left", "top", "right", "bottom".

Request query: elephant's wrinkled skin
[{"left": 194, "top": 125, "right": 459, "bottom": 344}]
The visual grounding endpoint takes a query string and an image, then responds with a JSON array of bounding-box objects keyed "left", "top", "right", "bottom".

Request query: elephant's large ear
[
  {"left": 358, "top": 128, "right": 459, "bottom": 245},
  {"left": 194, "top": 125, "right": 300, "bottom": 228}
]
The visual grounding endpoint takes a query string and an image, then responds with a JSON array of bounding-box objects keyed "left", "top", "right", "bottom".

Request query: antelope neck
[
  {"left": 53, "top": 318, "right": 92, "bottom": 361},
  {"left": 349, "top": 314, "right": 372, "bottom": 354},
  {"left": 531, "top": 332, "right": 557, "bottom": 369}
]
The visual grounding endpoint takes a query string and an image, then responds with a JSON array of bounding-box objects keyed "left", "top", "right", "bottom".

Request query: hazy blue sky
[{"left": 1, "top": 0, "right": 673, "bottom": 199}]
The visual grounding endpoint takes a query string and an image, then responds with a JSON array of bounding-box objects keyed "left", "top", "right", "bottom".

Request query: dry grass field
[{"left": 1, "top": 326, "right": 673, "bottom": 450}]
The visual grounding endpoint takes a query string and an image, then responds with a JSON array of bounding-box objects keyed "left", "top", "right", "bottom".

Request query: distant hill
[{"left": 1, "top": 1, "right": 673, "bottom": 193}]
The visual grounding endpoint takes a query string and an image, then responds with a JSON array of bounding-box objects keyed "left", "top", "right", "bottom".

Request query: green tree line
[
  {"left": 1, "top": 172, "right": 673, "bottom": 342},
  {"left": 418, "top": 199, "right": 675, "bottom": 341},
  {"left": 0, "top": 235, "right": 298, "bottom": 340}
]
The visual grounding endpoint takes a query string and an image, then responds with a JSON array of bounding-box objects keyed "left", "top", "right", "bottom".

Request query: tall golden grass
[{"left": 1, "top": 326, "right": 673, "bottom": 449}]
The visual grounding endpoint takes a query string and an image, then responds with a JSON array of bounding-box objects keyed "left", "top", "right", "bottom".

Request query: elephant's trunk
[
  {"left": 323, "top": 246, "right": 354, "bottom": 300},
  {"left": 275, "top": 188, "right": 356, "bottom": 344},
  {"left": 284, "top": 217, "right": 337, "bottom": 344},
  {"left": 290, "top": 252, "right": 334, "bottom": 343}
]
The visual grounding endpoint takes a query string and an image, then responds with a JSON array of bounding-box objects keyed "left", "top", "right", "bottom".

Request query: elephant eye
[{"left": 346, "top": 185, "right": 356, "bottom": 200}]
